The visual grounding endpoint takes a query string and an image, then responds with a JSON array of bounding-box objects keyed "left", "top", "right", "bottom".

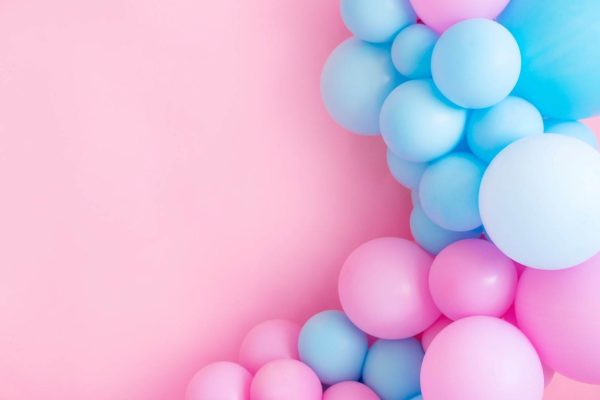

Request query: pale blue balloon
[
  {"left": 499, "top": 0, "right": 600, "bottom": 119},
  {"left": 467, "top": 96, "right": 544, "bottom": 163},
  {"left": 298, "top": 310, "right": 368, "bottom": 385},
  {"left": 341, "top": 0, "right": 416, "bottom": 43},
  {"left": 411, "top": 190, "right": 420, "bottom": 207},
  {"left": 391, "top": 24, "right": 438, "bottom": 79},
  {"left": 380, "top": 79, "right": 467, "bottom": 162},
  {"left": 545, "top": 119, "right": 599, "bottom": 150},
  {"left": 386, "top": 148, "right": 427, "bottom": 190},
  {"left": 321, "top": 38, "right": 403, "bottom": 135},
  {"left": 411, "top": 203, "right": 482, "bottom": 255},
  {"left": 362, "top": 338, "right": 424, "bottom": 400},
  {"left": 480, "top": 135, "right": 600, "bottom": 270},
  {"left": 419, "top": 152, "right": 486, "bottom": 232},
  {"left": 410, "top": 396, "right": 423, "bottom": 400},
  {"left": 431, "top": 19, "right": 521, "bottom": 109}
]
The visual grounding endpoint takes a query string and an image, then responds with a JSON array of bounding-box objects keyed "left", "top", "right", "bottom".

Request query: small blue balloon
[
  {"left": 410, "top": 203, "right": 482, "bottom": 255},
  {"left": 321, "top": 38, "right": 403, "bottom": 135},
  {"left": 341, "top": 0, "right": 416, "bottom": 43},
  {"left": 387, "top": 148, "right": 428, "bottom": 190},
  {"left": 545, "top": 119, "right": 599, "bottom": 150},
  {"left": 391, "top": 24, "right": 438, "bottom": 79},
  {"left": 467, "top": 96, "right": 544, "bottom": 162},
  {"left": 419, "top": 152, "right": 486, "bottom": 232},
  {"left": 380, "top": 79, "right": 467, "bottom": 162},
  {"left": 362, "top": 338, "right": 424, "bottom": 400},
  {"left": 431, "top": 19, "right": 521, "bottom": 109},
  {"left": 298, "top": 310, "right": 368, "bottom": 385}
]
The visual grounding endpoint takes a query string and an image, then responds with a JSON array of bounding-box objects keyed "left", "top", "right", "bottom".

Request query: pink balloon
[
  {"left": 543, "top": 364, "right": 555, "bottom": 388},
  {"left": 250, "top": 359, "right": 322, "bottom": 400},
  {"left": 409, "top": 0, "right": 510, "bottom": 33},
  {"left": 338, "top": 237, "right": 440, "bottom": 339},
  {"left": 429, "top": 239, "right": 517, "bottom": 320},
  {"left": 323, "top": 381, "right": 380, "bottom": 400},
  {"left": 186, "top": 361, "right": 251, "bottom": 400},
  {"left": 239, "top": 319, "right": 301, "bottom": 374},
  {"left": 421, "top": 316, "right": 544, "bottom": 400},
  {"left": 516, "top": 252, "right": 600, "bottom": 384},
  {"left": 421, "top": 316, "right": 452, "bottom": 351}
]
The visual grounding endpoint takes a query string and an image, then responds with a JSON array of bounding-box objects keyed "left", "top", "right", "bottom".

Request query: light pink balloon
[
  {"left": 516, "top": 252, "right": 600, "bottom": 384},
  {"left": 239, "top": 319, "right": 301, "bottom": 374},
  {"left": 421, "top": 316, "right": 452, "bottom": 351},
  {"left": 323, "top": 381, "right": 380, "bottom": 400},
  {"left": 250, "top": 359, "right": 322, "bottom": 400},
  {"left": 421, "top": 316, "right": 544, "bottom": 400},
  {"left": 409, "top": 0, "right": 510, "bottom": 33},
  {"left": 186, "top": 361, "right": 251, "bottom": 400},
  {"left": 338, "top": 237, "right": 440, "bottom": 339},
  {"left": 429, "top": 239, "right": 518, "bottom": 320}
]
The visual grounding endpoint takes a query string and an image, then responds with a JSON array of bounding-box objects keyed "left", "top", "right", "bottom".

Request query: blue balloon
[
  {"left": 362, "top": 338, "right": 424, "bottom": 400},
  {"left": 321, "top": 38, "right": 403, "bottom": 135},
  {"left": 499, "top": 0, "right": 600, "bottom": 119},
  {"left": 380, "top": 79, "right": 467, "bottom": 162},
  {"left": 545, "top": 119, "right": 599, "bottom": 150},
  {"left": 431, "top": 19, "right": 521, "bottom": 109},
  {"left": 467, "top": 96, "right": 544, "bottom": 162},
  {"left": 298, "top": 310, "right": 368, "bottom": 385},
  {"left": 411, "top": 190, "right": 420, "bottom": 207},
  {"left": 341, "top": 0, "right": 416, "bottom": 43},
  {"left": 410, "top": 203, "right": 482, "bottom": 255},
  {"left": 419, "top": 152, "right": 486, "bottom": 232},
  {"left": 386, "top": 148, "right": 428, "bottom": 190},
  {"left": 410, "top": 396, "right": 423, "bottom": 400},
  {"left": 391, "top": 24, "right": 438, "bottom": 79}
]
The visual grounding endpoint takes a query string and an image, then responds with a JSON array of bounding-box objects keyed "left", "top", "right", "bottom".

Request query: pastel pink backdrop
[{"left": 0, "top": 1, "right": 597, "bottom": 399}]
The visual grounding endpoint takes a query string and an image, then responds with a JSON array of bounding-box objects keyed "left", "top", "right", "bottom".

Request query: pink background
[{"left": 0, "top": 0, "right": 598, "bottom": 399}]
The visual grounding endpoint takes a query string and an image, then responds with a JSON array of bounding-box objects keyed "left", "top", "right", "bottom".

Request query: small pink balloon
[
  {"left": 409, "top": 0, "right": 510, "bottom": 33},
  {"left": 543, "top": 364, "right": 555, "bottom": 388},
  {"left": 323, "top": 381, "right": 380, "bottom": 400},
  {"left": 239, "top": 319, "right": 301, "bottom": 374},
  {"left": 186, "top": 361, "right": 251, "bottom": 400},
  {"left": 516, "top": 252, "right": 600, "bottom": 384},
  {"left": 501, "top": 305, "right": 518, "bottom": 326},
  {"left": 421, "top": 316, "right": 544, "bottom": 400},
  {"left": 338, "top": 237, "right": 440, "bottom": 339},
  {"left": 429, "top": 239, "right": 518, "bottom": 320},
  {"left": 250, "top": 359, "right": 322, "bottom": 400},
  {"left": 421, "top": 316, "right": 452, "bottom": 351}
]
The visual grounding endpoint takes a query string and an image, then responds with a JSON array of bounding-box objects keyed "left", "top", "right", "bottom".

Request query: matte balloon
[
  {"left": 479, "top": 134, "right": 600, "bottom": 269},
  {"left": 321, "top": 37, "right": 402, "bottom": 135},
  {"left": 420, "top": 316, "right": 452, "bottom": 351},
  {"left": 545, "top": 119, "right": 599, "bottom": 150},
  {"left": 431, "top": 19, "right": 521, "bottom": 109},
  {"left": 499, "top": 0, "right": 600, "bottom": 119},
  {"left": 409, "top": 0, "right": 509, "bottom": 33},
  {"left": 386, "top": 149, "right": 427, "bottom": 190},
  {"left": 250, "top": 359, "right": 322, "bottom": 400},
  {"left": 467, "top": 96, "right": 544, "bottom": 163},
  {"left": 421, "top": 317, "right": 544, "bottom": 400},
  {"left": 186, "top": 362, "right": 251, "bottom": 400},
  {"left": 380, "top": 79, "right": 467, "bottom": 162},
  {"left": 341, "top": 0, "right": 416, "bottom": 43},
  {"left": 516, "top": 253, "right": 600, "bottom": 384},
  {"left": 391, "top": 24, "right": 438, "bottom": 78},
  {"left": 323, "top": 382, "right": 380, "bottom": 400},
  {"left": 338, "top": 237, "right": 440, "bottom": 339}
]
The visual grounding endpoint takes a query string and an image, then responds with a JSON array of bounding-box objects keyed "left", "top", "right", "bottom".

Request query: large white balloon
[{"left": 479, "top": 135, "right": 600, "bottom": 270}]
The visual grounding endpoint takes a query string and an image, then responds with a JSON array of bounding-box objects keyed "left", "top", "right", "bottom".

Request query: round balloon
[
  {"left": 391, "top": 24, "right": 438, "bottom": 78},
  {"left": 321, "top": 38, "right": 402, "bottom": 135},
  {"left": 479, "top": 134, "right": 600, "bottom": 270},
  {"left": 250, "top": 359, "right": 322, "bottom": 400},
  {"left": 341, "top": 0, "right": 416, "bottom": 43},
  {"left": 186, "top": 362, "right": 251, "bottom": 400},
  {"left": 545, "top": 119, "right": 599, "bottom": 150},
  {"left": 386, "top": 148, "right": 428, "bottom": 190},
  {"left": 409, "top": 0, "right": 509, "bottom": 33},
  {"left": 323, "top": 381, "right": 380, "bottom": 400}
]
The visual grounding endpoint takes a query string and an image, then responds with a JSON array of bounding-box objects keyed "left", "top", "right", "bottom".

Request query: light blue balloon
[
  {"left": 431, "top": 19, "right": 521, "bottom": 109},
  {"left": 411, "top": 190, "right": 420, "bottom": 207},
  {"left": 545, "top": 119, "right": 599, "bottom": 150},
  {"left": 391, "top": 24, "right": 438, "bottom": 79},
  {"left": 480, "top": 134, "right": 600, "bottom": 270},
  {"left": 386, "top": 148, "right": 428, "bottom": 190},
  {"left": 380, "top": 79, "right": 467, "bottom": 162},
  {"left": 321, "top": 38, "right": 403, "bottom": 135},
  {"left": 298, "top": 310, "right": 368, "bottom": 385},
  {"left": 341, "top": 0, "right": 416, "bottom": 43},
  {"left": 410, "top": 396, "right": 423, "bottom": 400},
  {"left": 410, "top": 203, "right": 482, "bottom": 255},
  {"left": 362, "top": 338, "right": 424, "bottom": 400},
  {"left": 499, "top": 0, "right": 600, "bottom": 119},
  {"left": 467, "top": 96, "right": 544, "bottom": 163},
  {"left": 419, "top": 152, "right": 486, "bottom": 232}
]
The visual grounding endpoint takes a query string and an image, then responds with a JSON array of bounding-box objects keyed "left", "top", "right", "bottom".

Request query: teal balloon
[
  {"left": 431, "top": 19, "right": 521, "bottom": 109},
  {"left": 386, "top": 148, "right": 428, "bottom": 190},
  {"left": 391, "top": 24, "right": 438, "bottom": 79},
  {"left": 321, "top": 38, "right": 403, "bottom": 135},
  {"left": 380, "top": 79, "right": 467, "bottom": 162},
  {"left": 499, "top": 0, "right": 600, "bottom": 119},
  {"left": 545, "top": 120, "right": 599, "bottom": 150},
  {"left": 419, "top": 152, "right": 486, "bottom": 232},
  {"left": 467, "top": 96, "right": 544, "bottom": 163},
  {"left": 341, "top": 0, "right": 416, "bottom": 43}
]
